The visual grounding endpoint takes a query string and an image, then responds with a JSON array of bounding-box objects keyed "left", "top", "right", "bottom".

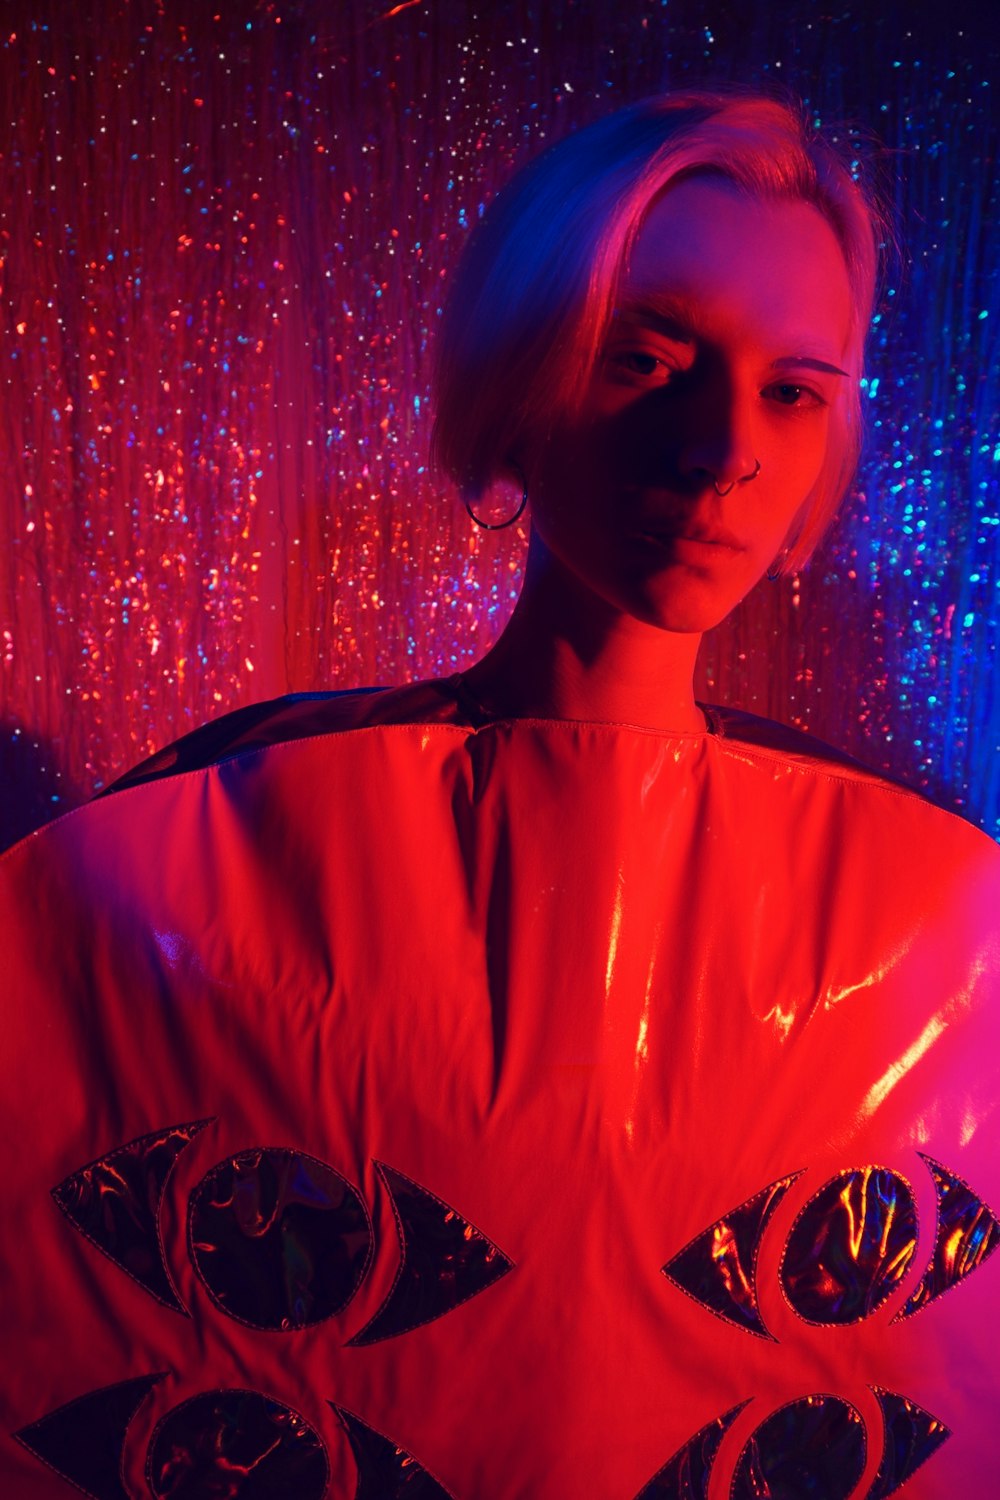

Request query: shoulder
[
  {"left": 709, "top": 702, "right": 916, "bottom": 787},
  {"left": 708, "top": 702, "right": 1000, "bottom": 878},
  {"left": 102, "top": 679, "right": 467, "bottom": 796}
]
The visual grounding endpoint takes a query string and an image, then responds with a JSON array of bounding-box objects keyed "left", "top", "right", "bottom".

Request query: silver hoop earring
[
  {"left": 711, "top": 459, "right": 761, "bottom": 497},
  {"left": 464, "top": 465, "right": 528, "bottom": 530}
]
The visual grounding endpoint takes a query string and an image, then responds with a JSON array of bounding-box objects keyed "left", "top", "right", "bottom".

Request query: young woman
[
  {"left": 432, "top": 92, "right": 870, "bottom": 737},
  {"left": 1, "top": 91, "right": 997, "bottom": 1500}
]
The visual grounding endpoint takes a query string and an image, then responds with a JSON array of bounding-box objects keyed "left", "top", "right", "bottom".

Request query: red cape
[{"left": 2, "top": 682, "right": 998, "bottom": 1499}]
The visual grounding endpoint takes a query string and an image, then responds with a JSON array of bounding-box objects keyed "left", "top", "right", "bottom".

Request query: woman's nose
[{"left": 676, "top": 380, "right": 759, "bottom": 496}]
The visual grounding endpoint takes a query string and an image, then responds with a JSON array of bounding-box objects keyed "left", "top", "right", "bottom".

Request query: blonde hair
[{"left": 431, "top": 89, "right": 890, "bottom": 572}]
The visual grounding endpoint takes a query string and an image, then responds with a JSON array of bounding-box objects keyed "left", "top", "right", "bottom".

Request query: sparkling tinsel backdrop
[{"left": 1, "top": 0, "right": 997, "bottom": 848}]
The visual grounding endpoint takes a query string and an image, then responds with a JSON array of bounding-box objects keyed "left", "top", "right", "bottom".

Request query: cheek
[
  {"left": 764, "top": 415, "right": 832, "bottom": 509},
  {"left": 534, "top": 402, "right": 655, "bottom": 518},
  {"left": 528, "top": 423, "right": 613, "bottom": 526}
]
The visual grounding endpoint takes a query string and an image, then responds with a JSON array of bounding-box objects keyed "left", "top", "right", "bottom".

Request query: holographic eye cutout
[
  {"left": 662, "top": 1173, "right": 800, "bottom": 1338},
  {"left": 14, "top": 1375, "right": 166, "bottom": 1500},
  {"left": 896, "top": 1154, "right": 1000, "bottom": 1320},
  {"left": 187, "top": 1146, "right": 373, "bottom": 1330},
  {"left": 146, "top": 1389, "right": 329, "bottom": 1499},
  {"left": 51, "top": 1119, "right": 214, "bottom": 1313},
  {"left": 632, "top": 1401, "right": 750, "bottom": 1500},
  {"left": 779, "top": 1167, "right": 918, "bottom": 1325},
  {"left": 332, "top": 1405, "right": 458, "bottom": 1499},
  {"left": 729, "top": 1394, "right": 867, "bottom": 1500},
  {"left": 347, "top": 1160, "right": 514, "bottom": 1345},
  {"left": 865, "top": 1387, "right": 950, "bottom": 1500}
]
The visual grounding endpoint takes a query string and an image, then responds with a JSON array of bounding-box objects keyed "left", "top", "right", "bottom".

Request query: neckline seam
[{"left": 447, "top": 673, "right": 723, "bottom": 738}]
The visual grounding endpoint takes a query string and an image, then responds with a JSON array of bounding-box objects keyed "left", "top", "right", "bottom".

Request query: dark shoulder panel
[
  {"left": 101, "top": 679, "right": 467, "bottom": 796},
  {"left": 708, "top": 702, "right": 920, "bottom": 793}
]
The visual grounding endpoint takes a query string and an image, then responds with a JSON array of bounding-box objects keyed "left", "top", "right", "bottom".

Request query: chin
[{"left": 615, "top": 573, "right": 757, "bottom": 635}]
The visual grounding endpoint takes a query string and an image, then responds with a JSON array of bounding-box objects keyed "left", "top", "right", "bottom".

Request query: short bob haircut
[{"left": 431, "top": 89, "right": 890, "bottom": 574}]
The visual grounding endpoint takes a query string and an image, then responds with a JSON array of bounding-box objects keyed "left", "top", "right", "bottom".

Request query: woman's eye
[
  {"left": 620, "top": 352, "right": 663, "bottom": 376},
  {"left": 608, "top": 350, "right": 674, "bottom": 381},
  {"left": 765, "top": 382, "right": 826, "bottom": 410}
]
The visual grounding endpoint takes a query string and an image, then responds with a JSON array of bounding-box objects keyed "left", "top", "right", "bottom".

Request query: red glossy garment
[{"left": 1, "top": 679, "right": 998, "bottom": 1500}]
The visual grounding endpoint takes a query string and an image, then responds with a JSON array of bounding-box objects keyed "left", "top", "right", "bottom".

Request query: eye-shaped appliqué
[
  {"left": 780, "top": 1166, "right": 918, "bottom": 1325},
  {"left": 632, "top": 1401, "right": 750, "bottom": 1500},
  {"left": 146, "top": 1388, "right": 328, "bottom": 1498},
  {"left": 729, "top": 1394, "right": 866, "bottom": 1500},
  {"left": 347, "top": 1161, "right": 514, "bottom": 1345},
  {"left": 662, "top": 1174, "right": 800, "bottom": 1339},
  {"left": 652, "top": 1155, "right": 985, "bottom": 1498},
  {"left": 632, "top": 1385, "right": 951, "bottom": 1500},
  {"left": 14, "top": 1378, "right": 458, "bottom": 1500},
  {"left": 864, "top": 1386, "right": 951, "bottom": 1499},
  {"left": 49, "top": 1123, "right": 512, "bottom": 1347},
  {"left": 13, "top": 1374, "right": 165, "bottom": 1500},
  {"left": 332, "top": 1404, "right": 457, "bottom": 1498},
  {"left": 188, "top": 1147, "right": 373, "bottom": 1330},
  {"left": 51, "top": 1119, "right": 214, "bottom": 1313},
  {"left": 895, "top": 1153, "right": 1000, "bottom": 1320},
  {"left": 23, "top": 1127, "right": 516, "bottom": 1493}
]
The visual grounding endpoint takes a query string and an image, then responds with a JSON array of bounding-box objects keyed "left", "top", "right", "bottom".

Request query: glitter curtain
[{"left": 1, "top": 0, "right": 997, "bottom": 848}]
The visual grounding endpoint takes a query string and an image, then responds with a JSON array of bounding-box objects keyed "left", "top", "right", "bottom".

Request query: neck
[{"left": 460, "top": 538, "right": 705, "bottom": 733}]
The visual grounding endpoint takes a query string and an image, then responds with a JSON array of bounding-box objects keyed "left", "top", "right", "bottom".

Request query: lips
[{"left": 632, "top": 521, "right": 745, "bottom": 552}]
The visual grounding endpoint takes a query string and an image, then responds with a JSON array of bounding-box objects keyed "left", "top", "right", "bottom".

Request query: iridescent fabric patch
[
  {"left": 864, "top": 1386, "right": 951, "bottom": 1498},
  {"left": 897, "top": 1153, "right": 1000, "bottom": 1319},
  {"left": 348, "top": 1161, "right": 513, "bottom": 1345},
  {"left": 332, "top": 1405, "right": 455, "bottom": 1498},
  {"left": 14, "top": 1374, "right": 164, "bottom": 1500},
  {"left": 146, "top": 1389, "right": 328, "bottom": 1498},
  {"left": 52, "top": 1119, "right": 213, "bottom": 1312},
  {"left": 662, "top": 1174, "right": 800, "bottom": 1338},
  {"left": 780, "top": 1167, "right": 917, "bottom": 1324},
  {"left": 632, "top": 1402, "right": 749, "bottom": 1500},
  {"left": 730, "top": 1395, "right": 866, "bottom": 1500},
  {"left": 188, "top": 1147, "right": 372, "bottom": 1330}
]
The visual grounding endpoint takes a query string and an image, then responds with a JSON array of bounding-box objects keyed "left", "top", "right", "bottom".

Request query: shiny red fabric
[{"left": 1, "top": 683, "right": 998, "bottom": 1498}]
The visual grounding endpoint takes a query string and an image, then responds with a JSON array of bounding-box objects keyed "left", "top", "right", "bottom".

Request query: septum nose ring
[{"left": 712, "top": 459, "right": 761, "bottom": 497}]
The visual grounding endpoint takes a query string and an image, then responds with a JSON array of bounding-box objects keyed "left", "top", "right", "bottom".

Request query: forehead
[{"left": 620, "top": 177, "right": 853, "bottom": 357}]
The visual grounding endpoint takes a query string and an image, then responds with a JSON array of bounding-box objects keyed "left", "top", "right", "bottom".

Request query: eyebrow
[
  {"left": 614, "top": 299, "right": 850, "bottom": 378},
  {"left": 613, "top": 297, "right": 696, "bottom": 340},
  {"left": 772, "top": 355, "right": 849, "bottom": 378}
]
